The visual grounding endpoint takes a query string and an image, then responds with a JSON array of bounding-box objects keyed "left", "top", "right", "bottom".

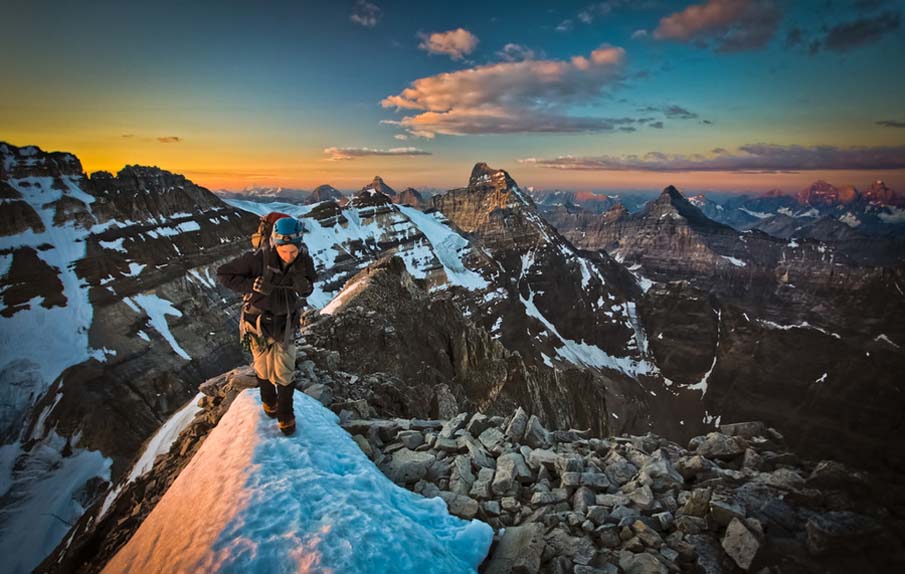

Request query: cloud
[
  {"left": 157, "top": 136, "right": 182, "bottom": 143},
  {"left": 663, "top": 105, "right": 698, "bottom": 119},
  {"left": 577, "top": 1, "right": 653, "bottom": 24},
  {"left": 497, "top": 43, "right": 536, "bottom": 62},
  {"left": 877, "top": 119, "right": 905, "bottom": 128},
  {"left": 350, "top": 0, "right": 380, "bottom": 28},
  {"left": 418, "top": 28, "right": 479, "bottom": 60},
  {"left": 121, "top": 133, "right": 135, "bottom": 139},
  {"left": 822, "top": 12, "right": 900, "bottom": 52},
  {"left": 323, "top": 146, "right": 432, "bottom": 161},
  {"left": 631, "top": 29, "right": 649, "bottom": 39},
  {"left": 555, "top": 19, "right": 574, "bottom": 32},
  {"left": 518, "top": 143, "right": 905, "bottom": 172},
  {"left": 637, "top": 104, "right": 700, "bottom": 120},
  {"left": 649, "top": 121, "right": 664, "bottom": 129},
  {"left": 381, "top": 45, "right": 628, "bottom": 137},
  {"left": 653, "top": 0, "right": 782, "bottom": 52}
]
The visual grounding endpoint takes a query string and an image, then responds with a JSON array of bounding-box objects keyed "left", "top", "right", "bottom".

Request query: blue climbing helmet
[{"left": 271, "top": 217, "right": 303, "bottom": 247}]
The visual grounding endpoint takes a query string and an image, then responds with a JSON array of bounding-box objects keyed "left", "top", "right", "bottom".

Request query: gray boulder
[
  {"left": 380, "top": 448, "right": 436, "bottom": 484},
  {"left": 484, "top": 523, "right": 546, "bottom": 574},
  {"left": 505, "top": 407, "right": 529, "bottom": 443},
  {"left": 722, "top": 517, "right": 760, "bottom": 570}
]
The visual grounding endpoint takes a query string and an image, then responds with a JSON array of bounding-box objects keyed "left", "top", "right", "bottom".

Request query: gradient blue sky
[{"left": 2, "top": 0, "right": 904, "bottom": 193}]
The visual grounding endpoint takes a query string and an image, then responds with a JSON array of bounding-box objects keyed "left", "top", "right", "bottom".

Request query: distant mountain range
[{"left": 214, "top": 177, "right": 429, "bottom": 208}]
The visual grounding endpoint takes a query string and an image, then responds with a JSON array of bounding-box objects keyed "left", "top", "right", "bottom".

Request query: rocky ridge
[{"left": 43, "top": 335, "right": 905, "bottom": 574}]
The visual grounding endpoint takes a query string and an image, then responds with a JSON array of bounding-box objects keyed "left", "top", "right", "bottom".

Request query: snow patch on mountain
[
  {"left": 128, "top": 392, "right": 203, "bottom": 482},
  {"left": 397, "top": 205, "right": 488, "bottom": 290},
  {"left": 757, "top": 318, "right": 841, "bottom": 339},
  {"left": 0, "top": 432, "right": 111, "bottom": 574},
  {"left": 105, "top": 390, "right": 492, "bottom": 574},
  {"left": 686, "top": 308, "right": 721, "bottom": 397},
  {"left": 127, "top": 293, "right": 191, "bottom": 360}
]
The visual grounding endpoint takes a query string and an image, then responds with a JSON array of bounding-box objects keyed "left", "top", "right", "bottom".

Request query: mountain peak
[
  {"left": 468, "top": 162, "right": 519, "bottom": 192},
  {"left": 656, "top": 185, "right": 686, "bottom": 206},
  {"left": 362, "top": 176, "right": 396, "bottom": 197}
]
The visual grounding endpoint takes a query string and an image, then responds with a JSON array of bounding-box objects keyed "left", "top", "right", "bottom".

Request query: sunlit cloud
[
  {"left": 323, "top": 146, "right": 432, "bottom": 160},
  {"left": 652, "top": 0, "right": 782, "bottom": 52},
  {"left": 381, "top": 44, "right": 628, "bottom": 137},
  {"left": 519, "top": 144, "right": 905, "bottom": 172},
  {"left": 417, "top": 28, "right": 479, "bottom": 60}
]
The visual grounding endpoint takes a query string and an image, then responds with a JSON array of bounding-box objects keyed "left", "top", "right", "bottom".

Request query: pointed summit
[
  {"left": 467, "top": 162, "right": 519, "bottom": 193},
  {"left": 644, "top": 185, "right": 729, "bottom": 229},
  {"left": 361, "top": 176, "right": 397, "bottom": 197}
]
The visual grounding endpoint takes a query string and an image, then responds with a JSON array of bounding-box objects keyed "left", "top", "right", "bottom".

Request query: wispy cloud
[
  {"left": 323, "top": 146, "right": 432, "bottom": 161},
  {"left": 822, "top": 12, "right": 900, "bottom": 52},
  {"left": 877, "top": 119, "right": 905, "bottom": 128},
  {"left": 519, "top": 144, "right": 905, "bottom": 172},
  {"left": 350, "top": 0, "right": 381, "bottom": 28},
  {"left": 417, "top": 28, "right": 479, "bottom": 60},
  {"left": 157, "top": 136, "right": 182, "bottom": 143},
  {"left": 651, "top": 0, "right": 782, "bottom": 52},
  {"left": 639, "top": 104, "right": 699, "bottom": 119},
  {"left": 381, "top": 45, "right": 628, "bottom": 138},
  {"left": 496, "top": 43, "right": 536, "bottom": 62}
]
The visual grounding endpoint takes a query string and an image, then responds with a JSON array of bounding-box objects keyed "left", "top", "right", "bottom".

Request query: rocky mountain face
[
  {"left": 0, "top": 142, "right": 260, "bottom": 572},
  {"left": 397, "top": 186, "right": 425, "bottom": 207},
  {"left": 304, "top": 256, "right": 611, "bottom": 435},
  {"left": 362, "top": 175, "right": 397, "bottom": 198},
  {"left": 431, "top": 163, "right": 683, "bottom": 441},
  {"left": 541, "top": 183, "right": 905, "bottom": 471},
  {"left": 43, "top": 319, "right": 905, "bottom": 574},
  {"left": 308, "top": 183, "right": 343, "bottom": 204}
]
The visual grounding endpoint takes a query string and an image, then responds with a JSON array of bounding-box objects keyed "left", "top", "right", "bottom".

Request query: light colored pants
[{"left": 251, "top": 336, "right": 297, "bottom": 387}]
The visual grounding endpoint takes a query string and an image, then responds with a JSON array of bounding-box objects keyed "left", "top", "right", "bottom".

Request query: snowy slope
[
  {"left": 104, "top": 390, "right": 492, "bottom": 574},
  {"left": 0, "top": 165, "right": 112, "bottom": 435},
  {"left": 224, "top": 197, "right": 488, "bottom": 308},
  {"left": 0, "top": 432, "right": 111, "bottom": 574}
]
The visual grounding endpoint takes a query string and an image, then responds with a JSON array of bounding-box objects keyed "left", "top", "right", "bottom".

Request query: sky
[{"left": 2, "top": 0, "right": 904, "bottom": 194}]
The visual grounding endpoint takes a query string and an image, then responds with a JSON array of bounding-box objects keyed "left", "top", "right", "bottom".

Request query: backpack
[{"left": 251, "top": 211, "right": 291, "bottom": 250}]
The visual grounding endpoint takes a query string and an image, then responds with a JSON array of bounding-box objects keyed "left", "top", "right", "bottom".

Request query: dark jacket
[{"left": 217, "top": 244, "right": 317, "bottom": 339}]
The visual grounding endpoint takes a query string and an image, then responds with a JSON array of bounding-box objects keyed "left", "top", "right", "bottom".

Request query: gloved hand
[
  {"left": 291, "top": 274, "right": 312, "bottom": 297},
  {"left": 252, "top": 276, "right": 272, "bottom": 295}
]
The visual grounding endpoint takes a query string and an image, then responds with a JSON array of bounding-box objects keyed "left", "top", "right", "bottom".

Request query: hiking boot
[
  {"left": 258, "top": 378, "right": 277, "bottom": 417},
  {"left": 276, "top": 383, "right": 295, "bottom": 420},
  {"left": 278, "top": 417, "right": 296, "bottom": 436}
]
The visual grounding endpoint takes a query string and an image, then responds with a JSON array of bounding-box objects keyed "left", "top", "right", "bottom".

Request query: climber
[{"left": 216, "top": 217, "right": 316, "bottom": 435}]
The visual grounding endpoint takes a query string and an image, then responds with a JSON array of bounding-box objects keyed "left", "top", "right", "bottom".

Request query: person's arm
[
  {"left": 301, "top": 249, "right": 317, "bottom": 296},
  {"left": 216, "top": 251, "right": 258, "bottom": 294},
  {"left": 290, "top": 246, "right": 317, "bottom": 297}
]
